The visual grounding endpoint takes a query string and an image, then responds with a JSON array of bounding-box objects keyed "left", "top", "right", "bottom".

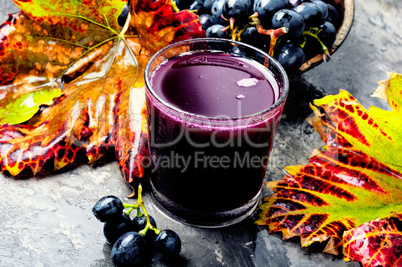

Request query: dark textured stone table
[{"left": 0, "top": 0, "right": 401, "bottom": 266}]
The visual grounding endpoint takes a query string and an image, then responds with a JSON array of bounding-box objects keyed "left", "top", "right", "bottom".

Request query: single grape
[
  {"left": 317, "top": 21, "right": 336, "bottom": 49},
  {"left": 272, "top": 9, "right": 305, "bottom": 39},
  {"left": 154, "top": 229, "right": 182, "bottom": 257},
  {"left": 222, "top": 0, "right": 252, "bottom": 22},
  {"left": 117, "top": 4, "right": 130, "bottom": 27},
  {"left": 240, "top": 26, "right": 259, "bottom": 46},
  {"left": 310, "top": 0, "right": 329, "bottom": 21},
  {"left": 199, "top": 14, "right": 218, "bottom": 30},
  {"left": 275, "top": 43, "right": 305, "bottom": 74},
  {"left": 111, "top": 231, "right": 147, "bottom": 266},
  {"left": 288, "top": 0, "right": 302, "bottom": 7},
  {"left": 230, "top": 46, "right": 247, "bottom": 57},
  {"left": 326, "top": 4, "right": 340, "bottom": 28},
  {"left": 132, "top": 215, "right": 157, "bottom": 232},
  {"left": 253, "top": 0, "right": 290, "bottom": 27},
  {"left": 254, "top": 34, "right": 272, "bottom": 53},
  {"left": 133, "top": 215, "right": 158, "bottom": 245},
  {"left": 92, "top": 196, "right": 124, "bottom": 222},
  {"left": 206, "top": 24, "right": 228, "bottom": 38},
  {"left": 189, "top": 0, "right": 208, "bottom": 14},
  {"left": 203, "top": 0, "right": 215, "bottom": 10},
  {"left": 104, "top": 213, "right": 135, "bottom": 245},
  {"left": 293, "top": 2, "right": 322, "bottom": 29},
  {"left": 175, "top": 0, "right": 195, "bottom": 10},
  {"left": 211, "top": 0, "right": 227, "bottom": 23},
  {"left": 302, "top": 34, "right": 323, "bottom": 60}
]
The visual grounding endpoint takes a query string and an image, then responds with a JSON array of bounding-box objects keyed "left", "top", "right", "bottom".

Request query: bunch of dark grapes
[
  {"left": 92, "top": 185, "right": 181, "bottom": 266},
  {"left": 171, "top": 0, "right": 340, "bottom": 75}
]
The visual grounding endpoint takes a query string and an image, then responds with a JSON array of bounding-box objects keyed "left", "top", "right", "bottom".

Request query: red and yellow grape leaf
[
  {"left": 256, "top": 72, "right": 402, "bottom": 263},
  {"left": 0, "top": 0, "right": 203, "bottom": 188},
  {"left": 343, "top": 215, "right": 402, "bottom": 266}
]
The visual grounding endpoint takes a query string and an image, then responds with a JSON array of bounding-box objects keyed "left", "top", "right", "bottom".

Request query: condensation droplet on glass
[{"left": 236, "top": 94, "right": 245, "bottom": 99}]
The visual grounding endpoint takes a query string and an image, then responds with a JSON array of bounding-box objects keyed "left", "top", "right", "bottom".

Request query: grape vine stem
[{"left": 122, "top": 184, "right": 161, "bottom": 236}]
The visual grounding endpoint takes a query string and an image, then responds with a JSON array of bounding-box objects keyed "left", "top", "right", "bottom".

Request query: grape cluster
[
  {"left": 92, "top": 185, "right": 181, "bottom": 266},
  {"left": 174, "top": 0, "right": 340, "bottom": 74}
]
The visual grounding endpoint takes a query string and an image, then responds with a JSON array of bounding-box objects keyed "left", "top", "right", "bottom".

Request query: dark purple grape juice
[
  {"left": 151, "top": 53, "right": 276, "bottom": 117},
  {"left": 146, "top": 52, "right": 286, "bottom": 226}
]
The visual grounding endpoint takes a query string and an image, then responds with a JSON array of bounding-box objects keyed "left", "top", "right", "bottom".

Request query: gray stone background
[{"left": 0, "top": 0, "right": 401, "bottom": 266}]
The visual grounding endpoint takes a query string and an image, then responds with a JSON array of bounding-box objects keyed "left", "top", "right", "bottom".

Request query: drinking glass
[{"left": 144, "top": 38, "right": 289, "bottom": 227}]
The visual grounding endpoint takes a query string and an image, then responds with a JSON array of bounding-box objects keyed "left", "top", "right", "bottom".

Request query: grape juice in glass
[{"left": 144, "top": 38, "right": 289, "bottom": 227}]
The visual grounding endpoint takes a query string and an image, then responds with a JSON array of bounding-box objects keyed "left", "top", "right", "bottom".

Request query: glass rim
[{"left": 144, "top": 37, "right": 289, "bottom": 121}]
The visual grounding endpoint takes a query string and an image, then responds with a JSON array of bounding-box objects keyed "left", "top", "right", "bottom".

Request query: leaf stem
[
  {"left": 120, "top": 12, "right": 132, "bottom": 36},
  {"left": 45, "top": 9, "right": 120, "bottom": 36},
  {"left": 58, "top": 35, "right": 120, "bottom": 79},
  {"left": 41, "top": 37, "right": 90, "bottom": 49}
]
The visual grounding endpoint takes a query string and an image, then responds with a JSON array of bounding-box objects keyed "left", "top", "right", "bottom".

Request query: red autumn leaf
[
  {"left": 343, "top": 215, "right": 402, "bottom": 267},
  {"left": 256, "top": 72, "right": 402, "bottom": 264},
  {"left": 0, "top": 0, "right": 203, "bottom": 190}
]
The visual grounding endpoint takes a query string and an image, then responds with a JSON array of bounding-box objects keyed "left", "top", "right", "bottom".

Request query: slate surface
[{"left": 0, "top": 0, "right": 401, "bottom": 266}]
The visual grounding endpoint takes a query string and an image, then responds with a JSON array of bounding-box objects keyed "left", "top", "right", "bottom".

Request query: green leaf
[
  {"left": 0, "top": 87, "right": 62, "bottom": 125},
  {"left": 312, "top": 73, "right": 402, "bottom": 173},
  {"left": 257, "top": 72, "right": 402, "bottom": 262}
]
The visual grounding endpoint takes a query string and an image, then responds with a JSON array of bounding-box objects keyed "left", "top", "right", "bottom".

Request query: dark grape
[
  {"left": 326, "top": 3, "right": 340, "bottom": 28},
  {"left": 275, "top": 43, "right": 305, "bottom": 74},
  {"left": 117, "top": 4, "right": 130, "bottom": 27},
  {"left": 203, "top": 0, "right": 215, "bottom": 10},
  {"left": 154, "top": 229, "right": 182, "bottom": 257},
  {"left": 175, "top": 0, "right": 194, "bottom": 10},
  {"left": 293, "top": 2, "right": 322, "bottom": 29},
  {"left": 111, "top": 232, "right": 147, "bottom": 266},
  {"left": 132, "top": 215, "right": 157, "bottom": 231},
  {"left": 230, "top": 46, "right": 247, "bottom": 57},
  {"left": 288, "top": 0, "right": 302, "bottom": 7},
  {"left": 103, "top": 213, "right": 134, "bottom": 245},
  {"left": 189, "top": 0, "right": 208, "bottom": 14},
  {"left": 310, "top": 0, "right": 329, "bottom": 21},
  {"left": 211, "top": 0, "right": 227, "bottom": 23},
  {"left": 240, "top": 26, "right": 259, "bottom": 46},
  {"left": 272, "top": 9, "right": 305, "bottom": 39},
  {"left": 253, "top": 0, "right": 290, "bottom": 27},
  {"left": 302, "top": 34, "right": 323, "bottom": 60},
  {"left": 199, "top": 14, "right": 218, "bottom": 30},
  {"left": 254, "top": 34, "right": 272, "bottom": 52},
  {"left": 133, "top": 215, "right": 158, "bottom": 244},
  {"left": 223, "top": 0, "right": 252, "bottom": 22},
  {"left": 317, "top": 21, "right": 336, "bottom": 48},
  {"left": 206, "top": 24, "right": 228, "bottom": 38},
  {"left": 92, "top": 196, "right": 124, "bottom": 222}
]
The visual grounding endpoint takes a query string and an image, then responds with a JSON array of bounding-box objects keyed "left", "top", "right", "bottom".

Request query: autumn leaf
[
  {"left": 256, "top": 72, "right": 402, "bottom": 264},
  {"left": 343, "top": 214, "right": 402, "bottom": 266},
  {"left": 0, "top": 0, "right": 203, "bottom": 187}
]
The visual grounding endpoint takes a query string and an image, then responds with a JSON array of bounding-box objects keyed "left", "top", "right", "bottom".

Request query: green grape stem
[
  {"left": 122, "top": 184, "right": 161, "bottom": 236},
  {"left": 172, "top": 1, "right": 181, "bottom": 13},
  {"left": 303, "top": 27, "right": 331, "bottom": 62},
  {"left": 229, "top": 18, "right": 238, "bottom": 41}
]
